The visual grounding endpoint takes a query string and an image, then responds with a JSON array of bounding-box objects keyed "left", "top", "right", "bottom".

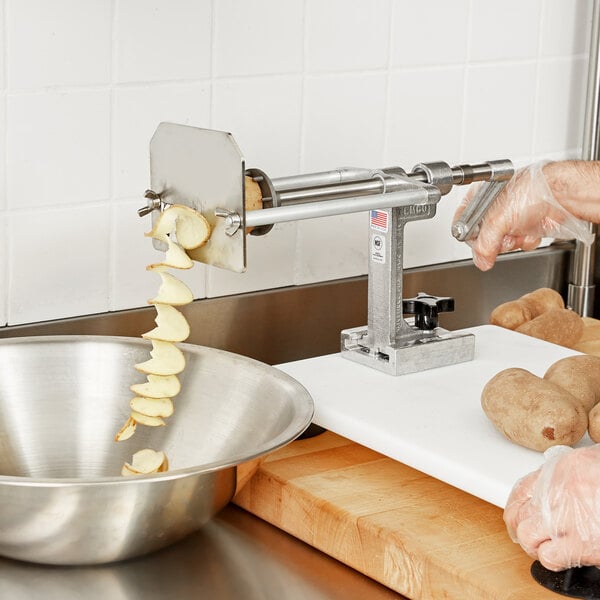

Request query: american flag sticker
[{"left": 370, "top": 209, "right": 388, "bottom": 232}]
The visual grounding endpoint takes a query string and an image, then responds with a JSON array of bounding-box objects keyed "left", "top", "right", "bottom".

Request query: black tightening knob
[{"left": 402, "top": 292, "right": 455, "bottom": 330}]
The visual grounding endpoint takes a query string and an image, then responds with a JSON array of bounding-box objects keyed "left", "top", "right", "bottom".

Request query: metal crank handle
[{"left": 451, "top": 159, "right": 514, "bottom": 242}]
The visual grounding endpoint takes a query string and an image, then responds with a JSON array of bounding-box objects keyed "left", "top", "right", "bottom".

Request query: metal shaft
[
  {"left": 244, "top": 185, "right": 439, "bottom": 228},
  {"left": 569, "top": 0, "right": 600, "bottom": 316},
  {"left": 271, "top": 163, "right": 500, "bottom": 205}
]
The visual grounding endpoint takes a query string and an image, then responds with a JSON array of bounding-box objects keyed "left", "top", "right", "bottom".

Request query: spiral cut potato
[
  {"left": 481, "top": 355, "right": 600, "bottom": 451},
  {"left": 115, "top": 204, "right": 212, "bottom": 475}
]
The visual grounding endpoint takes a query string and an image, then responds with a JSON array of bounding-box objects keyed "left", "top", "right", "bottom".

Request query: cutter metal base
[{"left": 340, "top": 326, "right": 475, "bottom": 376}]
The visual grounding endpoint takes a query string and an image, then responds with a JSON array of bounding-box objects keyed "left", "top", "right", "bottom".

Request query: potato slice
[
  {"left": 122, "top": 449, "right": 168, "bottom": 475},
  {"left": 146, "top": 204, "right": 211, "bottom": 250},
  {"left": 130, "top": 374, "right": 181, "bottom": 399},
  {"left": 114, "top": 416, "right": 137, "bottom": 442},
  {"left": 149, "top": 271, "right": 193, "bottom": 306},
  {"left": 130, "top": 410, "right": 166, "bottom": 427},
  {"left": 147, "top": 238, "right": 193, "bottom": 270},
  {"left": 130, "top": 396, "right": 174, "bottom": 418},
  {"left": 121, "top": 463, "right": 139, "bottom": 476},
  {"left": 135, "top": 340, "right": 186, "bottom": 376},
  {"left": 142, "top": 304, "right": 190, "bottom": 343}
]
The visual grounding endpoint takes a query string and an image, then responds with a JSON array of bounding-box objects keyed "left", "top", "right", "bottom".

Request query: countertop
[{"left": 0, "top": 504, "right": 404, "bottom": 600}]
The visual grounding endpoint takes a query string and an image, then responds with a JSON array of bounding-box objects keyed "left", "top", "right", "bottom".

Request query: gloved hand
[
  {"left": 504, "top": 444, "right": 600, "bottom": 571},
  {"left": 454, "top": 162, "right": 594, "bottom": 271}
]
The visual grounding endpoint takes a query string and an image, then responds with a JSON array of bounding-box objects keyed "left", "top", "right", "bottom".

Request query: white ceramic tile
[
  {"left": 212, "top": 76, "right": 302, "bottom": 177},
  {"left": 469, "top": 0, "right": 542, "bottom": 62},
  {"left": 6, "top": 90, "right": 110, "bottom": 208},
  {"left": 0, "top": 94, "right": 5, "bottom": 210},
  {"left": 294, "top": 212, "right": 369, "bottom": 286},
  {"left": 214, "top": 0, "right": 303, "bottom": 77},
  {"left": 116, "top": 0, "right": 211, "bottom": 83},
  {"left": 0, "top": 211, "right": 6, "bottom": 326},
  {"left": 207, "top": 222, "right": 296, "bottom": 297},
  {"left": 7, "top": 0, "right": 111, "bottom": 89},
  {"left": 391, "top": 0, "right": 469, "bottom": 67},
  {"left": 303, "top": 73, "right": 387, "bottom": 172},
  {"left": 111, "top": 199, "right": 206, "bottom": 311},
  {"left": 8, "top": 205, "right": 110, "bottom": 325},
  {"left": 113, "top": 83, "right": 211, "bottom": 198},
  {"left": 306, "top": 0, "right": 390, "bottom": 73},
  {"left": 0, "top": 1, "right": 5, "bottom": 90},
  {"left": 541, "top": 0, "right": 593, "bottom": 57},
  {"left": 385, "top": 67, "right": 464, "bottom": 169},
  {"left": 463, "top": 63, "right": 537, "bottom": 161},
  {"left": 534, "top": 58, "right": 586, "bottom": 155}
]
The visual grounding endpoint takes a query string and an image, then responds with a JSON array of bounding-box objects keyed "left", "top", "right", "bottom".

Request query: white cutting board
[{"left": 276, "top": 325, "right": 593, "bottom": 508}]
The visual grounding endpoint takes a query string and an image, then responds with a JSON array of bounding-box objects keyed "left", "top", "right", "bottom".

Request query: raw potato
[
  {"left": 147, "top": 238, "right": 193, "bottom": 270},
  {"left": 481, "top": 367, "right": 588, "bottom": 451},
  {"left": 544, "top": 355, "right": 600, "bottom": 413},
  {"left": 114, "top": 416, "right": 137, "bottom": 442},
  {"left": 130, "top": 410, "right": 166, "bottom": 427},
  {"left": 245, "top": 175, "right": 262, "bottom": 234},
  {"left": 516, "top": 308, "right": 584, "bottom": 348},
  {"left": 135, "top": 339, "right": 186, "bottom": 376},
  {"left": 118, "top": 202, "right": 209, "bottom": 473},
  {"left": 130, "top": 374, "right": 181, "bottom": 399},
  {"left": 489, "top": 300, "right": 533, "bottom": 330},
  {"left": 146, "top": 204, "right": 211, "bottom": 250},
  {"left": 130, "top": 396, "right": 174, "bottom": 418},
  {"left": 122, "top": 449, "right": 168, "bottom": 476},
  {"left": 589, "top": 403, "right": 600, "bottom": 442},
  {"left": 149, "top": 271, "right": 193, "bottom": 306},
  {"left": 519, "top": 288, "right": 565, "bottom": 317},
  {"left": 142, "top": 303, "right": 191, "bottom": 343},
  {"left": 490, "top": 288, "right": 564, "bottom": 330}
]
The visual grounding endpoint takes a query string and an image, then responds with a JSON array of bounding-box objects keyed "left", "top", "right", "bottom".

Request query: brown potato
[
  {"left": 489, "top": 287, "right": 564, "bottom": 330},
  {"left": 489, "top": 300, "right": 533, "bottom": 330},
  {"left": 244, "top": 175, "right": 262, "bottom": 234},
  {"left": 589, "top": 403, "right": 600, "bottom": 442},
  {"left": 544, "top": 355, "right": 600, "bottom": 413},
  {"left": 516, "top": 308, "right": 584, "bottom": 348},
  {"left": 519, "top": 288, "right": 564, "bottom": 318},
  {"left": 481, "top": 367, "right": 587, "bottom": 451}
]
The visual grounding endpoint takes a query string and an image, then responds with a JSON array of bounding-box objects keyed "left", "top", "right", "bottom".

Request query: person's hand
[
  {"left": 453, "top": 162, "right": 594, "bottom": 271},
  {"left": 504, "top": 444, "right": 600, "bottom": 571}
]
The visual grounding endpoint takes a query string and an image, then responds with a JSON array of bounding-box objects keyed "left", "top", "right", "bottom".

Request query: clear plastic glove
[
  {"left": 504, "top": 444, "right": 600, "bottom": 571},
  {"left": 454, "top": 162, "right": 594, "bottom": 271}
]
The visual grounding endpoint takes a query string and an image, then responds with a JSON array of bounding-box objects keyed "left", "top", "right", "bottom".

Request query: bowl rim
[{"left": 0, "top": 334, "right": 314, "bottom": 487}]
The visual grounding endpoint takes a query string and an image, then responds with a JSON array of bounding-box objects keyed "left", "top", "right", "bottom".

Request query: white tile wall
[
  {"left": 391, "top": 0, "right": 470, "bottom": 68},
  {"left": 7, "top": 90, "right": 111, "bottom": 208},
  {"left": 7, "top": 0, "right": 111, "bottom": 89},
  {"left": 8, "top": 205, "right": 110, "bottom": 324},
  {"left": 534, "top": 58, "right": 587, "bottom": 154},
  {"left": 115, "top": 0, "right": 212, "bottom": 83},
  {"left": 0, "top": 211, "right": 6, "bottom": 326},
  {"left": 0, "top": 0, "right": 594, "bottom": 325}
]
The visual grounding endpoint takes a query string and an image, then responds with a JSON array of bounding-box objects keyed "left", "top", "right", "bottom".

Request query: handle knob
[{"left": 402, "top": 292, "right": 454, "bottom": 330}]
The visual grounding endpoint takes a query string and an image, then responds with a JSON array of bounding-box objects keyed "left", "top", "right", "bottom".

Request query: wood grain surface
[{"left": 234, "top": 318, "right": 600, "bottom": 599}]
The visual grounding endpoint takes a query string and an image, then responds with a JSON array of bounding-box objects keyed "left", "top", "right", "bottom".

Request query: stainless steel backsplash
[{"left": 0, "top": 244, "right": 572, "bottom": 365}]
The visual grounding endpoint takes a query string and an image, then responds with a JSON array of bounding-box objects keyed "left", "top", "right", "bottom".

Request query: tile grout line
[{"left": 107, "top": 0, "right": 118, "bottom": 312}]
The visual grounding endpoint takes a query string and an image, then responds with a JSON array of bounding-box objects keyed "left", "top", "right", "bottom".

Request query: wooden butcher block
[{"left": 233, "top": 318, "right": 600, "bottom": 600}]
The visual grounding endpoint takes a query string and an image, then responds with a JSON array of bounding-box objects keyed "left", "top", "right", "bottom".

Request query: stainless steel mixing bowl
[{"left": 0, "top": 335, "right": 314, "bottom": 565}]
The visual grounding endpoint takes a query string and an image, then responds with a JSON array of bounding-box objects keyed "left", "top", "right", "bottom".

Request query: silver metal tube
[
  {"left": 272, "top": 163, "right": 499, "bottom": 206},
  {"left": 245, "top": 187, "right": 439, "bottom": 228},
  {"left": 569, "top": 0, "right": 600, "bottom": 315},
  {"left": 271, "top": 167, "right": 374, "bottom": 191}
]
